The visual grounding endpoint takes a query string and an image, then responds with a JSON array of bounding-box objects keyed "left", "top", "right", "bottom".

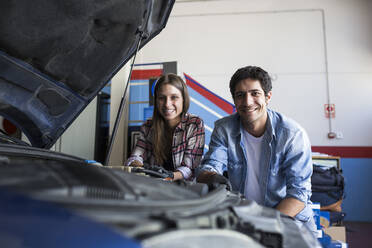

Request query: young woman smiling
[{"left": 125, "top": 73, "right": 205, "bottom": 181}]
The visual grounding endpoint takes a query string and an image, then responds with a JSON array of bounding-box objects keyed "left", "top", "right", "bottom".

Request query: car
[{"left": 0, "top": 1, "right": 320, "bottom": 247}]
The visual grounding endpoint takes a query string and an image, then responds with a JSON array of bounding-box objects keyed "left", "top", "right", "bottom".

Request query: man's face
[{"left": 233, "top": 79, "right": 272, "bottom": 131}]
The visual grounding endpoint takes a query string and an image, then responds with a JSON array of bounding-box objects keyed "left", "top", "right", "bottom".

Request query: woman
[{"left": 125, "top": 73, "right": 205, "bottom": 181}]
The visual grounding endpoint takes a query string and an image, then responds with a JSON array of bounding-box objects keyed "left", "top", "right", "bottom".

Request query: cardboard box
[{"left": 324, "top": 226, "right": 346, "bottom": 243}]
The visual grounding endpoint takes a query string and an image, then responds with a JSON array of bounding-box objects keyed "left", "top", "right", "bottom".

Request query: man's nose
[{"left": 244, "top": 93, "right": 254, "bottom": 105}]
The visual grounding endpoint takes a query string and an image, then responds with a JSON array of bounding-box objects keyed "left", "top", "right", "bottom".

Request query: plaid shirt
[{"left": 126, "top": 113, "right": 205, "bottom": 180}]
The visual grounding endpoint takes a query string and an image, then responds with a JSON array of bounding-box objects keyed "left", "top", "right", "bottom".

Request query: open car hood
[
  {"left": 0, "top": 0, "right": 175, "bottom": 148},
  {"left": 0, "top": 144, "right": 321, "bottom": 248}
]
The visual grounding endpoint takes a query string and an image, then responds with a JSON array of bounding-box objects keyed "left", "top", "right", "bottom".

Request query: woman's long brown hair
[{"left": 152, "top": 73, "right": 190, "bottom": 165}]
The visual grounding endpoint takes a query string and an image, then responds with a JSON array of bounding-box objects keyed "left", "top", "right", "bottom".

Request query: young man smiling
[{"left": 197, "top": 66, "right": 316, "bottom": 233}]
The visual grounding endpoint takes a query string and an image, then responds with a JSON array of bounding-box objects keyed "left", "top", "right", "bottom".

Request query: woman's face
[{"left": 156, "top": 83, "right": 183, "bottom": 127}]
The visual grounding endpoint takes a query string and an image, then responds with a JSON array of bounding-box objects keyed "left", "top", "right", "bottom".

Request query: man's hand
[{"left": 197, "top": 171, "right": 231, "bottom": 190}]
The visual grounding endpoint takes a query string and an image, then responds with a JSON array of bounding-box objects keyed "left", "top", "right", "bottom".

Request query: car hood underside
[{"left": 0, "top": 0, "right": 174, "bottom": 148}]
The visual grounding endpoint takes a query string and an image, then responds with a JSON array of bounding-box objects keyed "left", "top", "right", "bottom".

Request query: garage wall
[
  {"left": 136, "top": 0, "right": 372, "bottom": 221},
  {"left": 53, "top": 98, "right": 97, "bottom": 161},
  {"left": 138, "top": 0, "right": 372, "bottom": 146}
]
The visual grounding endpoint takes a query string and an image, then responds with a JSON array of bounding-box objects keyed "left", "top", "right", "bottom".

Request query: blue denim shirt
[{"left": 200, "top": 109, "right": 314, "bottom": 224}]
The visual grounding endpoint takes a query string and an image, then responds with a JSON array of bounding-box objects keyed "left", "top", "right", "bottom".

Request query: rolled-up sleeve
[
  {"left": 179, "top": 117, "right": 205, "bottom": 180},
  {"left": 125, "top": 121, "right": 152, "bottom": 165},
  {"left": 282, "top": 129, "right": 313, "bottom": 203},
  {"left": 198, "top": 123, "right": 228, "bottom": 176},
  {"left": 177, "top": 166, "right": 192, "bottom": 179}
]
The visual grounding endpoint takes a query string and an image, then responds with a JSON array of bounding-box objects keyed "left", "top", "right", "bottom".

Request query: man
[{"left": 197, "top": 66, "right": 316, "bottom": 232}]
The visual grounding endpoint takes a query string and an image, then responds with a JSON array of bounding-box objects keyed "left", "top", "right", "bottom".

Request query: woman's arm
[
  {"left": 164, "top": 171, "right": 184, "bottom": 181},
  {"left": 125, "top": 121, "right": 152, "bottom": 166},
  {"left": 175, "top": 116, "right": 205, "bottom": 180}
]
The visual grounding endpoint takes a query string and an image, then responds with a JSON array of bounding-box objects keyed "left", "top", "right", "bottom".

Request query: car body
[{"left": 0, "top": 1, "right": 320, "bottom": 247}]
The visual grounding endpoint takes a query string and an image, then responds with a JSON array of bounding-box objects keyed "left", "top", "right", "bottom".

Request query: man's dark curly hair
[{"left": 229, "top": 66, "right": 272, "bottom": 98}]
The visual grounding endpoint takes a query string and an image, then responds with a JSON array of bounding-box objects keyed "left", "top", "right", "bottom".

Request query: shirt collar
[
  {"left": 175, "top": 113, "right": 188, "bottom": 131},
  {"left": 264, "top": 108, "right": 276, "bottom": 142},
  {"left": 234, "top": 109, "right": 276, "bottom": 142},
  {"left": 231, "top": 113, "right": 242, "bottom": 137}
]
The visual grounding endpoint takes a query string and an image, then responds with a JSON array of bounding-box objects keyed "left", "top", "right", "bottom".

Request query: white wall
[
  {"left": 54, "top": 98, "right": 97, "bottom": 160},
  {"left": 107, "top": 60, "right": 132, "bottom": 166},
  {"left": 137, "top": 0, "right": 372, "bottom": 146}
]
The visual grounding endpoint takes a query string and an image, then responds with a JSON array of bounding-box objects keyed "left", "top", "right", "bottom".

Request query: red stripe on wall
[
  {"left": 184, "top": 73, "right": 235, "bottom": 114},
  {"left": 131, "top": 69, "right": 163, "bottom": 80},
  {"left": 312, "top": 146, "right": 372, "bottom": 158}
]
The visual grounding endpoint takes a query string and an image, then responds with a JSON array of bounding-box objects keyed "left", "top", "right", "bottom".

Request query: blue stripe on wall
[
  {"left": 188, "top": 103, "right": 213, "bottom": 148},
  {"left": 129, "top": 84, "right": 149, "bottom": 102},
  {"left": 128, "top": 83, "right": 232, "bottom": 147},
  {"left": 188, "top": 88, "right": 229, "bottom": 118},
  {"left": 129, "top": 103, "right": 149, "bottom": 122},
  {"left": 188, "top": 87, "right": 232, "bottom": 151},
  {"left": 129, "top": 122, "right": 142, "bottom": 127},
  {"left": 188, "top": 102, "right": 216, "bottom": 132},
  {"left": 341, "top": 158, "right": 372, "bottom": 221}
]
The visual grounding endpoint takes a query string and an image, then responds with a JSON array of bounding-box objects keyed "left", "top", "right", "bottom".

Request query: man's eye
[
  {"left": 235, "top": 92, "right": 244, "bottom": 98},
  {"left": 252, "top": 91, "right": 261, "bottom": 96}
]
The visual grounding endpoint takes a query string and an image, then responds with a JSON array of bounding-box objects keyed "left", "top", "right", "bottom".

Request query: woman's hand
[
  {"left": 129, "top": 160, "right": 143, "bottom": 167},
  {"left": 164, "top": 171, "right": 184, "bottom": 181}
]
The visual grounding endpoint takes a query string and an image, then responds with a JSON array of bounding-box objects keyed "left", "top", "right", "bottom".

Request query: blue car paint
[{"left": 0, "top": 188, "right": 141, "bottom": 248}]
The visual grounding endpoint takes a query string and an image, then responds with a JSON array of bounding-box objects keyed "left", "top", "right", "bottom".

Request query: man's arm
[
  {"left": 196, "top": 122, "right": 228, "bottom": 184},
  {"left": 276, "top": 197, "right": 305, "bottom": 217},
  {"left": 281, "top": 128, "right": 313, "bottom": 217}
]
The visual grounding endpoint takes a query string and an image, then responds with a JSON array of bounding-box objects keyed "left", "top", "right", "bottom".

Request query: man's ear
[{"left": 265, "top": 91, "right": 272, "bottom": 104}]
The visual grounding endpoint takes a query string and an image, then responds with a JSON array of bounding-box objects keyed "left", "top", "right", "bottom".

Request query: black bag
[{"left": 311, "top": 165, "right": 345, "bottom": 209}]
